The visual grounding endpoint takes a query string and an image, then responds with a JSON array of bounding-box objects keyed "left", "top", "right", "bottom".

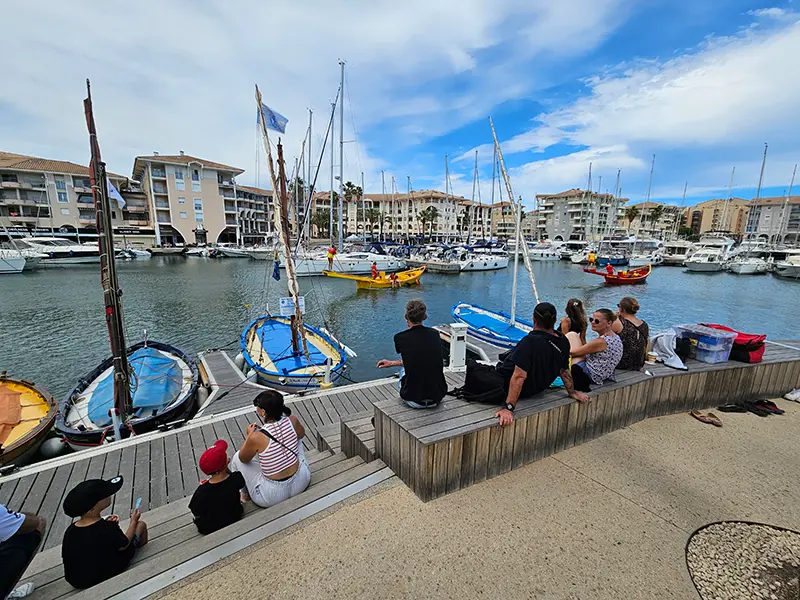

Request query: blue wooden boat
[
  {"left": 595, "top": 255, "right": 629, "bottom": 267},
  {"left": 241, "top": 316, "right": 347, "bottom": 391},
  {"left": 451, "top": 302, "right": 533, "bottom": 350}
]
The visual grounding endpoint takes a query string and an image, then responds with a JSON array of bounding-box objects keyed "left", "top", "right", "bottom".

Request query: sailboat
[
  {"left": 451, "top": 118, "right": 541, "bottom": 350},
  {"left": 56, "top": 82, "right": 199, "bottom": 450},
  {"left": 240, "top": 86, "right": 349, "bottom": 392}
]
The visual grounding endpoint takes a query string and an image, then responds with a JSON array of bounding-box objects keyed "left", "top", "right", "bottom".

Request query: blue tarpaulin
[{"left": 88, "top": 347, "right": 182, "bottom": 427}]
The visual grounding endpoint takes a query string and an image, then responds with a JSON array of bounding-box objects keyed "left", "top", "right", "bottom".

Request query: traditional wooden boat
[
  {"left": 322, "top": 266, "right": 425, "bottom": 289},
  {"left": 584, "top": 263, "right": 651, "bottom": 285},
  {"left": 55, "top": 82, "right": 199, "bottom": 451},
  {"left": 1, "top": 374, "right": 57, "bottom": 466},
  {"left": 451, "top": 302, "right": 533, "bottom": 349}
]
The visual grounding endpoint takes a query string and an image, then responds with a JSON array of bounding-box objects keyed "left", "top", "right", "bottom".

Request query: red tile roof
[
  {"left": 0, "top": 151, "right": 125, "bottom": 179},
  {"left": 133, "top": 154, "right": 244, "bottom": 176}
]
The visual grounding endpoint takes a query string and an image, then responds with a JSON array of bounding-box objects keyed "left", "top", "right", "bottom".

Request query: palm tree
[
  {"left": 311, "top": 209, "right": 330, "bottom": 237},
  {"left": 649, "top": 205, "right": 665, "bottom": 235},
  {"left": 363, "top": 207, "right": 380, "bottom": 239},
  {"left": 625, "top": 206, "right": 641, "bottom": 230},
  {"left": 427, "top": 206, "right": 440, "bottom": 241}
]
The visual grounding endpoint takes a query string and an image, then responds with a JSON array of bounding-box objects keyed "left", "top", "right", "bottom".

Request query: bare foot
[{"left": 240, "top": 491, "right": 251, "bottom": 503}]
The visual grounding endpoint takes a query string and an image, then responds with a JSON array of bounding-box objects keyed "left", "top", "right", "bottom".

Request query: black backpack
[{"left": 449, "top": 359, "right": 506, "bottom": 405}]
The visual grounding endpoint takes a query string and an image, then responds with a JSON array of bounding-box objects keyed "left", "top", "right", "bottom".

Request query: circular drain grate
[{"left": 686, "top": 522, "right": 800, "bottom": 599}]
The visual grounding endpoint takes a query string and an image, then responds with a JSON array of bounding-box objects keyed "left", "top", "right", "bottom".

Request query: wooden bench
[
  {"left": 341, "top": 413, "right": 376, "bottom": 463},
  {"left": 21, "top": 450, "right": 394, "bottom": 600},
  {"left": 374, "top": 347, "right": 800, "bottom": 502}
]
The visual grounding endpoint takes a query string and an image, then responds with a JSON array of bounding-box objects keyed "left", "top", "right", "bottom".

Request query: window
[
  {"left": 193, "top": 198, "right": 203, "bottom": 212},
  {"left": 175, "top": 168, "right": 185, "bottom": 191},
  {"left": 1, "top": 173, "right": 18, "bottom": 183},
  {"left": 178, "top": 197, "right": 185, "bottom": 204},
  {"left": 57, "top": 191, "right": 68, "bottom": 203},
  {"left": 192, "top": 169, "right": 200, "bottom": 192},
  {"left": 55, "top": 176, "right": 66, "bottom": 190},
  {"left": 112, "top": 211, "right": 117, "bottom": 219},
  {"left": 175, "top": 168, "right": 184, "bottom": 181},
  {"left": 180, "top": 212, "right": 187, "bottom": 219},
  {"left": 60, "top": 208, "right": 70, "bottom": 216}
]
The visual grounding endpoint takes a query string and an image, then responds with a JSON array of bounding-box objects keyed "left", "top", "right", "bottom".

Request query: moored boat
[
  {"left": 584, "top": 263, "right": 651, "bottom": 284},
  {"left": 14, "top": 237, "right": 100, "bottom": 265},
  {"left": 451, "top": 302, "right": 533, "bottom": 349},
  {"left": 0, "top": 249, "right": 26, "bottom": 274},
  {"left": 0, "top": 374, "right": 57, "bottom": 466},
  {"left": 774, "top": 249, "right": 800, "bottom": 279},
  {"left": 323, "top": 265, "right": 425, "bottom": 289}
]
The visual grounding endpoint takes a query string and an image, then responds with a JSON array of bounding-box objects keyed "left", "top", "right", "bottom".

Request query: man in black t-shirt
[
  {"left": 189, "top": 440, "right": 245, "bottom": 535},
  {"left": 495, "top": 302, "right": 590, "bottom": 426},
  {"left": 377, "top": 299, "right": 446, "bottom": 408}
]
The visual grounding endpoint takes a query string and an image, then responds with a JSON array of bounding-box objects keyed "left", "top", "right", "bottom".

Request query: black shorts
[{"left": 0, "top": 531, "right": 42, "bottom": 598}]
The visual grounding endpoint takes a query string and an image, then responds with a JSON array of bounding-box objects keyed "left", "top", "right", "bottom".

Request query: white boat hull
[
  {"left": 662, "top": 255, "right": 687, "bottom": 266},
  {"left": 685, "top": 261, "right": 724, "bottom": 272},
  {"left": 218, "top": 248, "right": 250, "bottom": 258},
  {"left": 459, "top": 256, "right": 509, "bottom": 271},
  {"left": 292, "top": 256, "right": 406, "bottom": 276},
  {"left": 774, "top": 263, "right": 800, "bottom": 279},
  {"left": 40, "top": 254, "right": 101, "bottom": 265},
  {"left": 245, "top": 249, "right": 274, "bottom": 261},
  {"left": 530, "top": 253, "right": 561, "bottom": 261},
  {"left": 729, "top": 262, "right": 769, "bottom": 275},
  {"left": 0, "top": 255, "right": 26, "bottom": 274}
]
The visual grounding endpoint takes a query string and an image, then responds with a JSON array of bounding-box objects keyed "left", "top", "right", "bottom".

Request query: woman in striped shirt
[{"left": 230, "top": 390, "right": 311, "bottom": 508}]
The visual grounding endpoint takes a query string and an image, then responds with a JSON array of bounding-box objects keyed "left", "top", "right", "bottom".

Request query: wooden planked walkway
[
  {"left": 0, "top": 373, "right": 416, "bottom": 551},
  {"left": 375, "top": 342, "right": 800, "bottom": 501}
]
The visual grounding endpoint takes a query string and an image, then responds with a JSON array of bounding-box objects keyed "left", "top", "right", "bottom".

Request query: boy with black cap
[
  {"left": 189, "top": 440, "right": 245, "bottom": 534},
  {"left": 61, "top": 477, "right": 148, "bottom": 589},
  {"left": 495, "top": 302, "right": 590, "bottom": 426}
]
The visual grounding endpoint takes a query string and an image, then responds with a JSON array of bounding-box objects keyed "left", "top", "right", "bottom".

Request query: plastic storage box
[{"left": 674, "top": 324, "right": 737, "bottom": 364}]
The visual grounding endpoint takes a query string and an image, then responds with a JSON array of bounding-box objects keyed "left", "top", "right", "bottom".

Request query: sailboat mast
[
  {"left": 361, "top": 171, "right": 365, "bottom": 239},
  {"left": 489, "top": 116, "right": 540, "bottom": 304},
  {"left": 645, "top": 154, "right": 655, "bottom": 204},
  {"left": 84, "top": 80, "right": 131, "bottom": 420},
  {"left": 294, "top": 157, "right": 300, "bottom": 242},
  {"left": 609, "top": 169, "right": 621, "bottom": 238},
  {"left": 329, "top": 100, "right": 335, "bottom": 245},
  {"left": 305, "top": 109, "right": 312, "bottom": 243},
  {"left": 444, "top": 155, "right": 450, "bottom": 244},
  {"left": 255, "top": 85, "right": 308, "bottom": 355},
  {"left": 338, "top": 60, "right": 345, "bottom": 250},
  {"left": 468, "top": 150, "right": 478, "bottom": 244},
  {"left": 675, "top": 181, "right": 688, "bottom": 239},
  {"left": 776, "top": 165, "right": 796, "bottom": 244},
  {"left": 391, "top": 176, "right": 396, "bottom": 241},
  {"left": 510, "top": 202, "right": 521, "bottom": 325},
  {"left": 381, "top": 171, "right": 386, "bottom": 242},
  {"left": 582, "top": 163, "right": 591, "bottom": 242},
  {"left": 720, "top": 167, "right": 735, "bottom": 232},
  {"left": 756, "top": 143, "right": 768, "bottom": 202},
  {"left": 490, "top": 145, "right": 496, "bottom": 242}
]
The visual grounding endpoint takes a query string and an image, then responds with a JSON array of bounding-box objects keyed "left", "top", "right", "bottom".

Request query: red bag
[{"left": 701, "top": 323, "right": 766, "bottom": 363}]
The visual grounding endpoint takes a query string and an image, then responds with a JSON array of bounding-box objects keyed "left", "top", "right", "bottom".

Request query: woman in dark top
[
  {"left": 560, "top": 298, "right": 587, "bottom": 344},
  {"left": 612, "top": 296, "right": 650, "bottom": 370}
]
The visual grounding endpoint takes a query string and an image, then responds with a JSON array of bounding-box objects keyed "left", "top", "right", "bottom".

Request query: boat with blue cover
[
  {"left": 55, "top": 82, "right": 199, "bottom": 450},
  {"left": 451, "top": 302, "right": 532, "bottom": 350}
]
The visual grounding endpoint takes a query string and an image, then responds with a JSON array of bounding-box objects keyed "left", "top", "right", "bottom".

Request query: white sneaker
[
  {"left": 785, "top": 388, "right": 800, "bottom": 402},
  {"left": 7, "top": 583, "right": 35, "bottom": 599}
]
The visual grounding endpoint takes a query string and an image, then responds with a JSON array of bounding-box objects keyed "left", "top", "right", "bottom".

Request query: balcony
[
  {"left": 156, "top": 216, "right": 171, "bottom": 224},
  {"left": 126, "top": 219, "right": 150, "bottom": 226},
  {"left": 8, "top": 214, "right": 39, "bottom": 223},
  {"left": 225, "top": 217, "right": 237, "bottom": 226},
  {"left": 125, "top": 200, "right": 148, "bottom": 209},
  {"left": 151, "top": 169, "right": 167, "bottom": 179},
  {"left": 224, "top": 202, "right": 236, "bottom": 213},
  {"left": 152, "top": 185, "right": 168, "bottom": 195},
  {"left": 0, "top": 181, "right": 21, "bottom": 189},
  {"left": 77, "top": 196, "right": 94, "bottom": 205},
  {"left": 73, "top": 186, "right": 92, "bottom": 194},
  {"left": 217, "top": 178, "right": 234, "bottom": 187},
  {"left": 155, "top": 200, "right": 170, "bottom": 209}
]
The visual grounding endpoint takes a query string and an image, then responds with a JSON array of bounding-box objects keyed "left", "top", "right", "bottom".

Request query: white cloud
[{"left": 0, "top": 0, "right": 627, "bottom": 190}]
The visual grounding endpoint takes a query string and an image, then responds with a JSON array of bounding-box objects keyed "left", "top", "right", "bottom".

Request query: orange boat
[{"left": 584, "top": 263, "right": 652, "bottom": 285}]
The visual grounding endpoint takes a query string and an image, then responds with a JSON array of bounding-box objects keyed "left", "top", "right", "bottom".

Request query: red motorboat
[{"left": 584, "top": 263, "right": 651, "bottom": 285}]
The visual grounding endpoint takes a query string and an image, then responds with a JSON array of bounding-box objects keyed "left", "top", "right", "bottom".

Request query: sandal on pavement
[
  {"left": 690, "top": 410, "right": 720, "bottom": 426},
  {"left": 757, "top": 400, "right": 785, "bottom": 415},
  {"left": 744, "top": 401, "right": 771, "bottom": 417},
  {"left": 785, "top": 388, "right": 800, "bottom": 403},
  {"left": 717, "top": 404, "right": 747, "bottom": 413},
  {"left": 705, "top": 412, "right": 723, "bottom": 427}
]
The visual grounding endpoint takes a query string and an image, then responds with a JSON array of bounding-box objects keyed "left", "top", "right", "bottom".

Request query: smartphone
[{"left": 134, "top": 497, "right": 142, "bottom": 511}]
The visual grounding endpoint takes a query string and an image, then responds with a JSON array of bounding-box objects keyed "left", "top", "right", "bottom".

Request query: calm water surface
[{"left": 1, "top": 257, "right": 797, "bottom": 398}]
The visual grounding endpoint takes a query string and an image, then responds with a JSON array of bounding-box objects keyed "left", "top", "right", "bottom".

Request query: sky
[{"left": 2, "top": 0, "right": 799, "bottom": 210}]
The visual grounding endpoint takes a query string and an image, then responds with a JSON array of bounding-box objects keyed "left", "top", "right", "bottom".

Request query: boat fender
[
  {"left": 234, "top": 353, "right": 246, "bottom": 371},
  {"left": 197, "top": 386, "right": 209, "bottom": 406},
  {"left": 40, "top": 437, "right": 68, "bottom": 459},
  {"left": 245, "top": 369, "right": 258, "bottom": 382}
]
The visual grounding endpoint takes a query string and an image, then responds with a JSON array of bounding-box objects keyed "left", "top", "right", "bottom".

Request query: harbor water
[{"left": 1, "top": 257, "right": 797, "bottom": 399}]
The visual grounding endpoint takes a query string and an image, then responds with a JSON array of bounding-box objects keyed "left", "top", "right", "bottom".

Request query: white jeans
[{"left": 229, "top": 448, "right": 311, "bottom": 508}]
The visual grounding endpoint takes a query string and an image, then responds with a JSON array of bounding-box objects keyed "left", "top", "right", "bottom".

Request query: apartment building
[
  {"left": 0, "top": 151, "right": 154, "bottom": 245},
  {"left": 233, "top": 185, "right": 274, "bottom": 245},
  {"left": 744, "top": 195, "right": 800, "bottom": 244},
  {"left": 132, "top": 152, "right": 245, "bottom": 246},
  {"left": 535, "top": 189, "right": 627, "bottom": 241},
  {"left": 685, "top": 198, "right": 750, "bottom": 236},
  {"left": 621, "top": 201, "right": 684, "bottom": 238}
]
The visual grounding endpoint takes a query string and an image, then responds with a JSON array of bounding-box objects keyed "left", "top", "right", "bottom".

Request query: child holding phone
[{"left": 189, "top": 440, "right": 245, "bottom": 534}]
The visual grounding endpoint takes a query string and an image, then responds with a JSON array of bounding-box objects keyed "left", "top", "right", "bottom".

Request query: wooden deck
[{"left": 375, "top": 342, "right": 800, "bottom": 502}]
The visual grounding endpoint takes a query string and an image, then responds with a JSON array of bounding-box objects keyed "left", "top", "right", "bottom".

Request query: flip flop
[
  {"left": 756, "top": 400, "right": 785, "bottom": 415},
  {"left": 705, "top": 412, "right": 723, "bottom": 427},
  {"left": 785, "top": 389, "right": 800, "bottom": 403},
  {"left": 690, "top": 410, "right": 721, "bottom": 426},
  {"left": 744, "top": 401, "right": 771, "bottom": 417},
  {"left": 717, "top": 404, "right": 747, "bottom": 413}
]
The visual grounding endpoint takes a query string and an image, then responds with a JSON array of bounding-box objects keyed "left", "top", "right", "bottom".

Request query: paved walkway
[{"left": 161, "top": 398, "right": 800, "bottom": 600}]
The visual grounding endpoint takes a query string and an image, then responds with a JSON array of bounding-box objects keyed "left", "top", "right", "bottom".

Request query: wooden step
[
  {"left": 341, "top": 413, "right": 376, "bottom": 463},
  {"left": 22, "top": 453, "right": 393, "bottom": 600}
]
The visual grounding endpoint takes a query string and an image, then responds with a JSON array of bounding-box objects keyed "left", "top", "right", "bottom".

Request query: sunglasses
[{"left": 590, "top": 317, "right": 603, "bottom": 324}]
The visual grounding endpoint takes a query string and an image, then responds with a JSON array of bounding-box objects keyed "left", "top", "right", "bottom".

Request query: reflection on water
[{"left": 0, "top": 257, "right": 797, "bottom": 398}]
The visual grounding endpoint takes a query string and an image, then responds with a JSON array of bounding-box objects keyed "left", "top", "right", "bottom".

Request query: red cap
[{"left": 199, "top": 440, "right": 229, "bottom": 475}]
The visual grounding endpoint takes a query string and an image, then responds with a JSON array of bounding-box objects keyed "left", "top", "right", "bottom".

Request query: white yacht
[
  {"left": 244, "top": 247, "right": 275, "bottom": 261},
  {"left": 15, "top": 237, "right": 100, "bottom": 265},
  {"left": 729, "top": 239, "right": 771, "bottom": 258},
  {"left": 291, "top": 251, "right": 406, "bottom": 276},
  {"left": 774, "top": 249, "right": 800, "bottom": 279},
  {"left": 728, "top": 254, "right": 770, "bottom": 275},
  {"left": 684, "top": 234, "right": 735, "bottom": 273},
  {"left": 662, "top": 241, "right": 695, "bottom": 266},
  {"left": 529, "top": 242, "right": 562, "bottom": 261},
  {"left": 216, "top": 243, "right": 250, "bottom": 258},
  {"left": 561, "top": 240, "right": 588, "bottom": 261},
  {"left": 458, "top": 252, "right": 509, "bottom": 271},
  {"left": 628, "top": 239, "right": 665, "bottom": 267}
]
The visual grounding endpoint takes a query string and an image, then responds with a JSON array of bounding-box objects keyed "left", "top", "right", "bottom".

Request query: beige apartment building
[
  {"left": 535, "top": 189, "right": 628, "bottom": 241},
  {"left": 622, "top": 201, "right": 684, "bottom": 238},
  {"left": 685, "top": 198, "right": 750, "bottom": 237},
  {"left": 744, "top": 195, "right": 800, "bottom": 244},
  {"left": 0, "top": 151, "right": 154, "bottom": 245},
  {"left": 132, "top": 153, "right": 246, "bottom": 246}
]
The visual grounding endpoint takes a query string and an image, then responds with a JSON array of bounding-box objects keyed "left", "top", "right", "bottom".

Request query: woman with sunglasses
[
  {"left": 229, "top": 390, "right": 311, "bottom": 508},
  {"left": 612, "top": 296, "right": 650, "bottom": 370},
  {"left": 566, "top": 309, "right": 623, "bottom": 389}
]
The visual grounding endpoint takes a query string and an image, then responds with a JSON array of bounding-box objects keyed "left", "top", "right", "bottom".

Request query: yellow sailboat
[
  {"left": 1, "top": 374, "right": 57, "bottom": 466},
  {"left": 323, "top": 266, "right": 426, "bottom": 289}
]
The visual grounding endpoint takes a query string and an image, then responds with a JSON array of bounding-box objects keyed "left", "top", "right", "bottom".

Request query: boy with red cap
[{"left": 189, "top": 440, "right": 245, "bottom": 534}]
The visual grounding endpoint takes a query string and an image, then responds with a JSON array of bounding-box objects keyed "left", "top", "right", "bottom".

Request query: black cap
[{"left": 63, "top": 476, "right": 124, "bottom": 517}]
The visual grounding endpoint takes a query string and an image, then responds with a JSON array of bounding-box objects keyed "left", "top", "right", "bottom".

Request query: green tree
[
  {"left": 364, "top": 207, "right": 381, "bottom": 238},
  {"left": 649, "top": 205, "right": 665, "bottom": 235},
  {"left": 342, "top": 181, "right": 361, "bottom": 201},
  {"left": 625, "top": 206, "right": 641, "bottom": 229},
  {"left": 289, "top": 176, "right": 306, "bottom": 200},
  {"left": 427, "top": 206, "right": 440, "bottom": 241}
]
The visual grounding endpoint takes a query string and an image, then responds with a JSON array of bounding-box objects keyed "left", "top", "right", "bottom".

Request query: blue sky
[{"left": 2, "top": 0, "right": 799, "bottom": 210}]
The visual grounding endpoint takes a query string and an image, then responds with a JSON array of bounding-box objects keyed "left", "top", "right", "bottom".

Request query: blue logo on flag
[{"left": 257, "top": 104, "right": 288, "bottom": 134}]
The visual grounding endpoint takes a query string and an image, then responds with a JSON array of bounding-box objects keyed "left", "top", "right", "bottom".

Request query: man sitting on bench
[
  {"left": 377, "top": 299, "right": 446, "bottom": 408},
  {"left": 0, "top": 504, "right": 46, "bottom": 599},
  {"left": 495, "top": 302, "right": 590, "bottom": 426}
]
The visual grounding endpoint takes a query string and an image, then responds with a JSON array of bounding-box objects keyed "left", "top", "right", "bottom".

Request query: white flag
[{"left": 107, "top": 179, "right": 126, "bottom": 208}]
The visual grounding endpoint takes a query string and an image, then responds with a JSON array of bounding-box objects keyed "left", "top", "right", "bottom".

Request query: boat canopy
[{"left": 88, "top": 347, "right": 182, "bottom": 427}]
